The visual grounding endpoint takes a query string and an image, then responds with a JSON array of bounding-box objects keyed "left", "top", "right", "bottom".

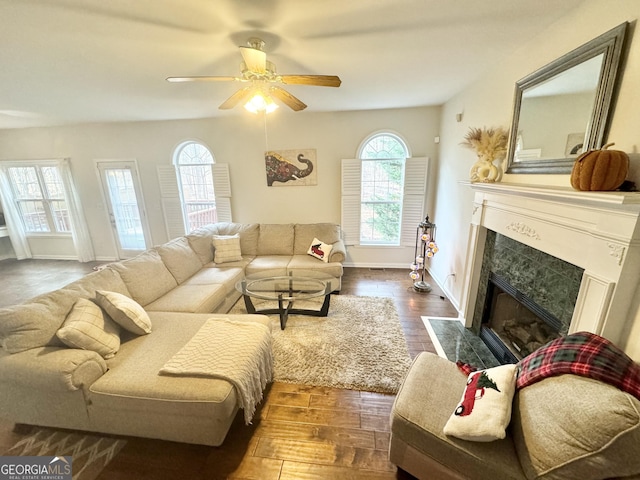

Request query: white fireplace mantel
[{"left": 459, "top": 182, "right": 640, "bottom": 347}]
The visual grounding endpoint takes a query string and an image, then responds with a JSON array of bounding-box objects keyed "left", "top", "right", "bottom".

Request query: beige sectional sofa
[{"left": 0, "top": 222, "right": 345, "bottom": 446}]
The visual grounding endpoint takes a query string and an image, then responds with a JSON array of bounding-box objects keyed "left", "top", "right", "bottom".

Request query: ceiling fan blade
[
  {"left": 218, "top": 87, "right": 253, "bottom": 110},
  {"left": 280, "top": 75, "right": 342, "bottom": 87},
  {"left": 270, "top": 86, "right": 307, "bottom": 111},
  {"left": 239, "top": 46, "right": 267, "bottom": 73},
  {"left": 166, "top": 76, "right": 238, "bottom": 83}
]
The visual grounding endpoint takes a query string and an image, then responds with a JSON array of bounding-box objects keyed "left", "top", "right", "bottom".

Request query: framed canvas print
[{"left": 265, "top": 149, "right": 317, "bottom": 186}]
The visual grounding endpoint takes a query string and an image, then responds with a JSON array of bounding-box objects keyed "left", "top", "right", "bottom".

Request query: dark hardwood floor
[{"left": 0, "top": 261, "right": 458, "bottom": 479}]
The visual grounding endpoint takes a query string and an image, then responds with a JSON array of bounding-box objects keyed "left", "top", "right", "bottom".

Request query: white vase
[{"left": 469, "top": 155, "right": 503, "bottom": 183}]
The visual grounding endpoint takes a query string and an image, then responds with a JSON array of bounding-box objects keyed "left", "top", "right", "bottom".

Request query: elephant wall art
[{"left": 265, "top": 149, "right": 318, "bottom": 187}]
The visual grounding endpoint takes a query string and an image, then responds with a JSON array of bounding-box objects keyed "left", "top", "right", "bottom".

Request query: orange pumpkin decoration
[{"left": 570, "top": 143, "right": 629, "bottom": 191}]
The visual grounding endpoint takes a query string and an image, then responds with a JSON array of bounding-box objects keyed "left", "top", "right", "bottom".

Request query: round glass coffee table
[{"left": 235, "top": 271, "right": 339, "bottom": 330}]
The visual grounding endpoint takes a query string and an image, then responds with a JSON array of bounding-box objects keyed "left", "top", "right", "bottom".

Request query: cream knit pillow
[
  {"left": 212, "top": 234, "right": 243, "bottom": 264},
  {"left": 95, "top": 290, "right": 152, "bottom": 335},
  {"left": 56, "top": 298, "right": 121, "bottom": 359}
]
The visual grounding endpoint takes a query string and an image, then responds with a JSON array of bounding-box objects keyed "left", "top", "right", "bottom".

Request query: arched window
[
  {"left": 341, "top": 131, "right": 427, "bottom": 248},
  {"left": 358, "top": 133, "right": 409, "bottom": 245},
  {"left": 174, "top": 141, "right": 217, "bottom": 232}
]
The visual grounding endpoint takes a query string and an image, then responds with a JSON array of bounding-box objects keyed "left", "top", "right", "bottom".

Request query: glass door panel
[{"left": 97, "top": 161, "right": 150, "bottom": 258}]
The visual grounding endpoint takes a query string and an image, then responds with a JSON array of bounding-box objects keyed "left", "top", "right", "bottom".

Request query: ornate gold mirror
[{"left": 506, "top": 22, "right": 628, "bottom": 174}]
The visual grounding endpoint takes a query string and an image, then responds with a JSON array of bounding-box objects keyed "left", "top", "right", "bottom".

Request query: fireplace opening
[{"left": 480, "top": 273, "right": 562, "bottom": 364}]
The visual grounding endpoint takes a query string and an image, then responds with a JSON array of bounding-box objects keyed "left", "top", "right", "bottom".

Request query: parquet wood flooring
[{"left": 0, "top": 263, "right": 458, "bottom": 479}]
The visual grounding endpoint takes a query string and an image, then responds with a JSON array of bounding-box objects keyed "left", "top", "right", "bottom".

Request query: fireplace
[
  {"left": 459, "top": 183, "right": 640, "bottom": 354},
  {"left": 480, "top": 273, "right": 562, "bottom": 364}
]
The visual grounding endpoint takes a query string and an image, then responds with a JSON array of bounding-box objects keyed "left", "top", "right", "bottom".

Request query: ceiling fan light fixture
[
  {"left": 244, "top": 91, "right": 278, "bottom": 114},
  {"left": 169, "top": 36, "right": 341, "bottom": 112}
]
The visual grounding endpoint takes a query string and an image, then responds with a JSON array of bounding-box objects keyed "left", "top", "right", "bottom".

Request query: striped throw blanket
[
  {"left": 516, "top": 331, "right": 640, "bottom": 401},
  {"left": 160, "top": 318, "right": 273, "bottom": 424}
]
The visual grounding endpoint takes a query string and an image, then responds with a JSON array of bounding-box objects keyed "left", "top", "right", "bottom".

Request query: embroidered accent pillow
[
  {"left": 307, "top": 238, "right": 333, "bottom": 263},
  {"left": 212, "top": 234, "right": 243, "bottom": 264},
  {"left": 57, "top": 298, "right": 121, "bottom": 359},
  {"left": 95, "top": 290, "right": 152, "bottom": 335},
  {"left": 443, "top": 363, "right": 518, "bottom": 442}
]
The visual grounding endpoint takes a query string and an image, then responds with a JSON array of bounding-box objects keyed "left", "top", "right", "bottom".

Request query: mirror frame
[{"left": 506, "top": 22, "right": 628, "bottom": 174}]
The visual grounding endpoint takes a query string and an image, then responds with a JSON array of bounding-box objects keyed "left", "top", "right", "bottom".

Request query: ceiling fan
[{"left": 166, "top": 37, "right": 341, "bottom": 112}]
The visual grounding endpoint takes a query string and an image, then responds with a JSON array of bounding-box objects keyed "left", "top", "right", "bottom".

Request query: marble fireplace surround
[{"left": 459, "top": 183, "right": 640, "bottom": 349}]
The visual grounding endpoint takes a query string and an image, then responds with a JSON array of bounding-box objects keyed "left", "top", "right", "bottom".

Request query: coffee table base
[{"left": 242, "top": 289, "right": 332, "bottom": 330}]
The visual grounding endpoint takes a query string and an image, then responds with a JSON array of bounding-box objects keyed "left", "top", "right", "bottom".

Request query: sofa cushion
[
  {"left": 512, "top": 374, "right": 640, "bottom": 480},
  {"left": 213, "top": 223, "right": 260, "bottom": 256},
  {"left": 155, "top": 237, "right": 203, "bottom": 284},
  {"left": 391, "top": 353, "right": 525, "bottom": 479},
  {"left": 0, "top": 289, "right": 77, "bottom": 353},
  {"left": 443, "top": 364, "right": 517, "bottom": 442},
  {"left": 182, "top": 267, "right": 244, "bottom": 296},
  {"left": 212, "top": 234, "right": 243, "bottom": 264},
  {"left": 287, "top": 255, "right": 343, "bottom": 279},
  {"left": 307, "top": 237, "right": 333, "bottom": 263},
  {"left": 95, "top": 291, "right": 152, "bottom": 335},
  {"left": 294, "top": 223, "right": 341, "bottom": 255},
  {"left": 111, "top": 250, "right": 178, "bottom": 306},
  {"left": 186, "top": 225, "right": 218, "bottom": 265},
  {"left": 144, "top": 284, "right": 227, "bottom": 313},
  {"left": 56, "top": 298, "right": 121, "bottom": 359},
  {"left": 64, "top": 266, "right": 130, "bottom": 298},
  {"left": 258, "top": 224, "right": 294, "bottom": 255},
  {"left": 245, "top": 256, "right": 291, "bottom": 277},
  {"left": 202, "top": 256, "right": 255, "bottom": 270}
]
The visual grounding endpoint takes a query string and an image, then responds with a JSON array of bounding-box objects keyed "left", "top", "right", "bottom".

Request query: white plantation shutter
[
  {"left": 157, "top": 166, "right": 185, "bottom": 240},
  {"left": 212, "top": 163, "right": 232, "bottom": 222},
  {"left": 341, "top": 159, "right": 361, "bottom": 246},
  {"left": 400, "top": 157, "right": 429, "bottom": 246},
  {"left": 341, "top": 156, "right": 429, "bottom": 247},
  {"left": 157, "top": 163, "right": 232, "bottom": 239}
]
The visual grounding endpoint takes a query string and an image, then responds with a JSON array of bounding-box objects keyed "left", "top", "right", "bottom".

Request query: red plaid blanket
[{"left": 516, "top": 331, "right": 640, "bottom": 400}]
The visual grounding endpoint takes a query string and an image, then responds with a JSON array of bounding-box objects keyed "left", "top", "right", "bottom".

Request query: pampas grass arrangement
[
  {"left": 462, "top": 126, "right": 509, "bottom": 183},
  {"left": 462, "top": 126, "right": 509, "bottom": 161}
]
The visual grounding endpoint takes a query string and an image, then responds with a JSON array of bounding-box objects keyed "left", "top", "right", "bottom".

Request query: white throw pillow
[
  {"left": 212, "top": 234, "right": 243, "bottom": 264},
  {"left": 443, "top": 363, "right": 517, "bottom": 442},
  {"left": 95, "top": 290, "right": 152, "bottom": 335},
  {"left": 307, "top": 237, "right": 333, "bottom": 263},
  {"left": 56, "top": 298, "right": 121, "bottom": 359}
]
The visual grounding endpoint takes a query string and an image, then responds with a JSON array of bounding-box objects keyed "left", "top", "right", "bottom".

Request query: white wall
[
  {"left": 432, "top": 1, "right": 640, "bottom": 358},
  {"left": 0, "top": 106, "right": 440, "bottom": 266},
  {"left": 0, "top": 237, "right": 13, "bottom": 260}
]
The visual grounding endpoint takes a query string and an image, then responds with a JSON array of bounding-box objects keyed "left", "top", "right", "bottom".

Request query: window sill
[{"left": 26, "top": 233, "right": 72, "bottom": 239}]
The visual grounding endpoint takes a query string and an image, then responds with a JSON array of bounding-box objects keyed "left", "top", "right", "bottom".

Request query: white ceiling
[{"left": 0, "top": 0, "right": 586, "bottom": 129}]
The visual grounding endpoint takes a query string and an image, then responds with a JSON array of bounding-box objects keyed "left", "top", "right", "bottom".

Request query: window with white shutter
[
  {"left": 159, "top": 141, "right": 232, "bottom": 239},
  {"left": 341, "top": 132, "right": 428, "bottom": 247}
]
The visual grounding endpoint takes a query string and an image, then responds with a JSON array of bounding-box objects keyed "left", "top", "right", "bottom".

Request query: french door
[{"left": 97, "top": 161, "right": 150, "bottom": 259}]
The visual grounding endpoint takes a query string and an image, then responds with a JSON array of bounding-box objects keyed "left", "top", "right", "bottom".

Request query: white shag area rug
[{"left": 230, "top": 295, "right": 412, "bottom": 393}]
